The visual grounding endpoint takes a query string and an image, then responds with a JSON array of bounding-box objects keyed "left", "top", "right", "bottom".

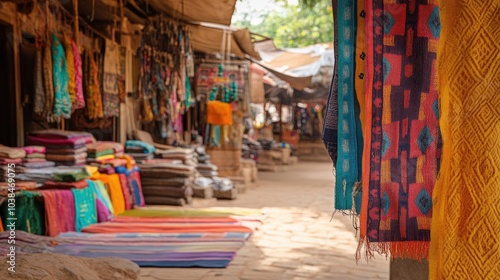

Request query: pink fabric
[
  {"left": 22, "top": 146, "right": 46, "bottom": 154},
  {"left": 72, "top": 40, "right": 85, "bottom": 109},
  {"left": 28, "top": 135, "right": 94, "bottom": 147}
]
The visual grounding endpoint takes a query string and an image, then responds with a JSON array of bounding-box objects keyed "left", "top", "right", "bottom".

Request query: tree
[{"left": 233, "top": 0, "right": 333, "bottom": 48}]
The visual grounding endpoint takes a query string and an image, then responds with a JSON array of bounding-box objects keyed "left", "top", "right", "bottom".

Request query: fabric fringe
[{"left": 356, "top": 237, "right": 430, "bottom": 263}]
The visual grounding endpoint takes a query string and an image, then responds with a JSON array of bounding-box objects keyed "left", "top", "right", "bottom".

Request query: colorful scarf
[
  {"left": 40, "top": 190, "right": 76, "bottom": 236},
  {"left": 429, "top": 2, "right": 500, "bottom": 279},
  {"left": 63, "top": 35, "right": 77, "bottom": 107},
  {"left": 334, "top": 0, "right": 362, "bottom": 212},
  {"left": 72, "top": 40, "right": 86, "bottom": 109},
  {"left": 359, "top": 0, "right": 441, "bottom": 259},
  {"left": 72, "top": 186, "right": 97, "bottom": 232},
  {"left": 51, "top": 33, "right": 72, "bottom": 119}
]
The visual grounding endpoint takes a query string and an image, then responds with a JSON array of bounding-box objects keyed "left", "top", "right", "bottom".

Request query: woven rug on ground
[
  {"left": 429, "top": 2, "right": 500, "bottom": 279},
  {"left": 359, "top": 0, "right": 441, "bottom": 260},
  {"left": 54, "top": 232, "right": 248, "bottom": 268},
  {"left": 52, "top": 207, "right": 263, "bottom": 268}
]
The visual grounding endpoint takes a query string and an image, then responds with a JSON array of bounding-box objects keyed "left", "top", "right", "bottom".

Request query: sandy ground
[{"left": 141, "top": 162, "right": 390, "bottom": 280}]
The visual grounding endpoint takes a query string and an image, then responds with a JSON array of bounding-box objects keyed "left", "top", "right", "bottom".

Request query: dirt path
[{"left": 141, "top": 162, "right": 390, "bottom": 280}]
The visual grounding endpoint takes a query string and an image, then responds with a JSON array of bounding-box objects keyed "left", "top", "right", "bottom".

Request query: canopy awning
[
  {"left": 146, "top": 0, "right": 236, "bottom": 26},
  {"left": 252, "top": 39, "right": 334, "bottom": 90},
  {"left": 189, "top": 24, "right": 261, "bottom": 59}
]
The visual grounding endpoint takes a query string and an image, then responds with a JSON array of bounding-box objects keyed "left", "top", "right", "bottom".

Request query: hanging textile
[
  {"left": 429, "top": 2, "right": 500, "bottom": 279},
  {"left": 102, "top": 39, "right": 121, "bottom": 117},
  {"left": 359, "top": 0, "right": 441, "bottom": 259},
  {"left": 63, "top": 34, "right": 77, "bottom": 107},
  {"left": 51, "top": 33, "right": 72, "bottom": 119},
  {"left": 322, "top": 0, "right": 339, "bottom": 165},
  {"left": 72, "top": 187, "right": 97, "bottom": 232},
  {"left": 40, "top": 190, "right": 76, "bottom": 236},
  {"left": 72, "top": 40, "right": 85, "bottom": 109},
  {"left": 207, "top": 101, "right": 233, "bottom": 126},
  {"left": 43, "top": 41, "right": 54, "bottom": 120},
  {"left": 334, "top": 0, "right": 361, "bottom": 212},
  {"left": 34, "top": 48, "right": 45, "bottom": 115},
  {"left": 84, "top": 49, "right": 104, "bottom": 119}
]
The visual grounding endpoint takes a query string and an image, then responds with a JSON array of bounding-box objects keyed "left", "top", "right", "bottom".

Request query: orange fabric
[
  {"left": 429, "top": 1, "right": 500, "bottom": 279},
  {"left": 98, "top": 174, "right": 126, "bottom": 215},
  {"left": 207, "top": 101, "right": 233, "bottom": 125}
]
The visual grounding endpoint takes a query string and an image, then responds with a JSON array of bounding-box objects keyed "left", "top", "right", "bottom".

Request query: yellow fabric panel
[{"left": 430, "top": 1, "right": 500, "bottom": 279}]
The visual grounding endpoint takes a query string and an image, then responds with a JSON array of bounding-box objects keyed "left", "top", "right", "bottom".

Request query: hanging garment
[
  {"left": 43, "top": 42, "right": 54, "bottom": 120},
  {"left": 33, "top": 48, "right": 45, "bottom": 115},
  {"left": 102, "top": 39, "right": 120, "bottom": 117},
  {"left": 63, "top": 35, "right": 76, "bottom": 107},
  {"left": 429, "top": 2, "right": 500, "bottom": 279},
  {"left": 322, "top": 0, "right": 339, "bottom": 165},
  {"left": 51, "top": 33, "right": 72, "bottom": 119},
  {"left": 84, "top": 50, "right": 104, "bottom": 119},
  {"left": 71, "top": 40, "right": 85, "bottom": 109},
  {"left": 359, "top": 0, "right": 441, "bottom": 260},
  {"left": 334, "top": 0, "right": 362, "bottom": 212},
  {"left": 72, "top": 186, "right": 97, "bottom": 232}
]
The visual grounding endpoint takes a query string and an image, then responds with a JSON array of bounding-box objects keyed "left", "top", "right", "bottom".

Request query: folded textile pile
[
  {"left": 156, "top": 148, "right": 197, "bottom": 166},
  {"left": 242, "top": 136, "right": 262, "bottom": 161},
  {"left": 194, "top": 146, "right": 218, "bottom": 178},
  {"left": 196, "top": 163, "right": 218, "bottom": 178},
  {"left": 0, "top": 145, "right": 26, "bottom": 182},
  {"left": 20, "top": 146, "right": 56, "bottom": 169},
  {"left": 139, "top": 162, "right": 195, "bottom": 206},
  {"left": 86, "top": 141, "right": 124, "bottom": 163},
  {"left": 195, "top": 146, "right": 211, "bottom": 164},
  {"left": 125, "top": 140, "right": 155, "bottom": 163},
  {"left": 29, "top": 130, "right": 95, "bottom": 166}
]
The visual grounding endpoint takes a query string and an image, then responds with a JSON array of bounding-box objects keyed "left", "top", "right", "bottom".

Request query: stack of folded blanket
[
  {"left": 125, "top": 140, "right": 155, "bottom": 163},
  {"left": 139, "top": 162, "right": 195, "bottom": 206},
  {"left": 0, "top": 145, "right": 25, "bottom": 167},
  {"left": 28, "top": 130, "right": 95, "bottom": 166},
  {"left": 156, "top": 148, "right": 197, "bottom": 166},
  {"left": 196, "top": 163, "right": 219, "bottom": 178},
  {"left": 193, "top": 146, "right": 218, "bottom": 178},
  {"left": 86, "top": 141, "right": 124, "bottom": 163},
  {"left": 20, "top": 146, "right": 55, "bottom": 169}
]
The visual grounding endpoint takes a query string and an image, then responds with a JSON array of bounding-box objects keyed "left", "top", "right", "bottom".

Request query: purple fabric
[{"left": 96, "top": 198, "right": 112, "bottom": 222}]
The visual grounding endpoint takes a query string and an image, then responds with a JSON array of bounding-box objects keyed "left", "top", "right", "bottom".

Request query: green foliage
[{"left": 233, "top": 0, "right": 333, "bottom": 48}]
